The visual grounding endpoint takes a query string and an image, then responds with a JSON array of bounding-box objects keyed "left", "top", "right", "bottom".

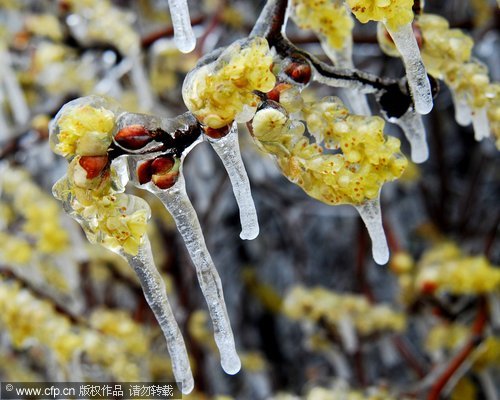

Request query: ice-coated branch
[
  {"left": 154, "top": 174, "right": 241, "bottom": 375},
  {"left": 207, "top": 123, "right": 259, "bottom": 240},
  {"left": 251, "top": 0, "right": 437, "bottom": 121},
  {"left": 168, "top": 0, "right": 196, "bottom": 53},
  {"left": 120, "top": 237, "right": 194, "bottom": 394},
  {"left": 385, "top": 22, "right": 433, "bottom": 115},
  {"left": 354, "top": 197, "right": 389, "bottom": 265}
]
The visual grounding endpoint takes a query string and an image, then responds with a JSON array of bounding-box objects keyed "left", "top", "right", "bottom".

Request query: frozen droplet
[
  {"left": 337, "top": 316, "right": 358, "bottom": 353},
  {"left": 472, "top": 107, "right": 490, "bottom": 141},
  {"left": 1, "top": 51, "right": 30, "bottom": 125},
  {"left": 168, "top": 0, "right": 196, "bottom": 53},
  {"left": 355, "top": 197, "right": 389, "bottom": 265},
  {"left": 451, "top": 90, "right": 473, "bottom": 126},
  {"left": 208, "top": 123, "right": 259, "bottom": 240},
  {"left": 386, "top": 23, "right": 433, "bottom": 115},
  {"left": 120, "top": 237, "right": 194, "bottom": 394},
  {"left": 394, "top": 109, "right": 429, "bottom": 163},
  {"left": 155, "top": 174, "right": 241, "bottom": 375}
]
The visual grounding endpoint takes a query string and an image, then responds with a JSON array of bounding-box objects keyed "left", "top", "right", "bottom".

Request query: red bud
[{"left": 79, "top": 155, "right": 109, "bottom": 179}]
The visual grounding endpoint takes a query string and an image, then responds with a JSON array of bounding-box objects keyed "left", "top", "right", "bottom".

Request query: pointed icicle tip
[{"left": 355, "top": 198, "right": 390, "bottom": 265}]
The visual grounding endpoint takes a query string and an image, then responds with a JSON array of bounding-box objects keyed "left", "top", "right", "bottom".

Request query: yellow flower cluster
[
  {"left": 183, "top": 37, "right": 276, "bottom": 129},
  {"left": 0, "top": 233, "right": 32, "bottom": 264},
  {"left": 89, "top": 308, "right": 149, "bottom": 356},
  {"left": 0, "top": 279, "right": 161, "bottom": 380},
  {"left": 28, "top": 42, "right": 96, "bottom": 97},
  {"left": 416, "top": 14, "right": 474, "bottom": 80},
  {"left": 25, "top": 14, "right": 63, "bottom": 41},
  {"left": 0, "top": 350, "right": 42, "bottom": 381},
  {"left": 52, "top": 103, "right": 115, "bottom": 159},
  {"left": 252, "top": 91, "right": 407, "bottom": 206},
  {"left": 51, "top": 103, "right": 149, "bottom": 256},
  {"left": 282, "top": 286, "right": 406, "bottom": 336},
  {"left": 474, "top": 336, "right": 500, "bottom": 370},
  {"left": 150, "top": 42, "right": 198, "bottom": 94},
  {"left": 346, "top": 0, "right": 414, "bottom": 31},
  {"left": 393, "top": 243, "right": 500, "bottom": 300},
  {"left": 0, "top": 167, "right": 69, "bottom": 257},
  {"left": 0, "top": 280, "right": 83, "bottom": 363},
  {"left": 291, "top": 0, "right": 354, "bottom": 50},
  {"left": 53, "top": 164, "right": 149, "bottom": 256},
  {"left": 64, "top": 0, "right": 140, "bottom": 55},
  {"left": 425, "top": 322, "right": 500, "bottom": 370},
  {"left": 425, "top": 323, "right": 469, "bottom": 354}
]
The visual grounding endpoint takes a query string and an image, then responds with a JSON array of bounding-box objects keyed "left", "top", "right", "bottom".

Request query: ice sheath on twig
[
  {"left": 154, "top": 173, "right": 241, "bottom": 375},
  {"left": 207, "top": 123, "right": 259, "bottom": 240},
  {"left": 385, "top": 22, "right": 433, "bottom": 115},
  {"left": 120, "top": 237, "right": 194, "bottom": 394}
]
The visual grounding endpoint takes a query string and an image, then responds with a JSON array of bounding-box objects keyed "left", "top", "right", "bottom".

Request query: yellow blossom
[
  {"left": 183, "top": 37, "right": 276, "bottom": 128},
  {"left": 347, "top": 0, "right": 414, "bottom": 31}
]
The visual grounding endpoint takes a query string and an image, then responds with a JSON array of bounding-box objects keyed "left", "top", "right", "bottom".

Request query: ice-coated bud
[
  {"left": 78, "top": 155, "right": 109, "bottom": 179},
  {"left": 115, "top": 125, "right": 154, "bottom": 150}
]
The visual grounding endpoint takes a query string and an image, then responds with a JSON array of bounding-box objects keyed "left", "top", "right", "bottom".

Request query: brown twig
[{"left": 426, "top": 298, "right": 488, "bottom": 400}]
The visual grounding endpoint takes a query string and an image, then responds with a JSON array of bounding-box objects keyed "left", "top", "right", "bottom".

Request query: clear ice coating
[
  {"left": 354, "top": 196, "right": 389, "bottom": 265},
  {"left": 320, "top": 35, "right": 371, "bottom": 116},
  {"left": 387, "top": 22, "right": 433, "bottom": 115},
  {"left": 337, "top": 316, "right": 358, "bottom": 354},
  {"left": 154, "top": 174, "right": 241, "bottom": 375},
  {"left": 168, "top": 0, "right": 196, "bottom": 53},
  {"left": 120, "top": 237, "right": 194, "bottom": 394},
  {"left": 451, "top": 91, "right": 473, "bottom": 127},
  {"left": 207, "top": 123, "right": 259, "bottom": 240},
  {"left": 394, "top": 109, "right": 429, "bottom": 163},
  {"left": 472, "top": 107, "right": 491, "bottom": 141}
]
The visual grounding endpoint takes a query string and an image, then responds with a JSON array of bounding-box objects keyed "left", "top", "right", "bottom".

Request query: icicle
[
  {"left": 472, "top": 107, "right": 490, "bottom": 141},
  {"left": 451, "top": 91, "right": 473, "bottom": 126},
  {"left": 320, "top": 32, "right": 371, "bottom": 116},
  {"left": 355, "top": 196, "right": 389, "bottom": 265},
  {"left": 386, "top": 22, "right": 433, "bottom": 115},
  {"left": 326, "top": 348, "right": 351, "bottom": 380},
  {"left": 478, "top": 370, "right": 499, "bottom": 400},
  {"left": 487, "top": 293, "right": 500, "bottom": 329},
  {"left": 130, "top": 55, "right": 155, "bottom": 111},
  {"left": 120, "top": 236, "right": 194, "bottom": 394},
  {"left": 337, "top": 316, "right": 358, "bottom": 353},
  {"left": 1, "top": 51, "right": 30, "bottom": 126},
  {"left": 168, "top": 0, "right": 196, "bottom": 53},
  {"left": 0, "top": 88, "right": 11, "bottom": 140},
  {"left": 155, "top": 174, "right": 241, "bottom": 375},
  {"left": 379, "top": 336, "right": 399, "bottom": 367},
  {"left": 208, "top": 123, "right": 259, "bottom": 240},
  {"left": 394, "top": 109, "right": 429, "bottom": 163}
]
